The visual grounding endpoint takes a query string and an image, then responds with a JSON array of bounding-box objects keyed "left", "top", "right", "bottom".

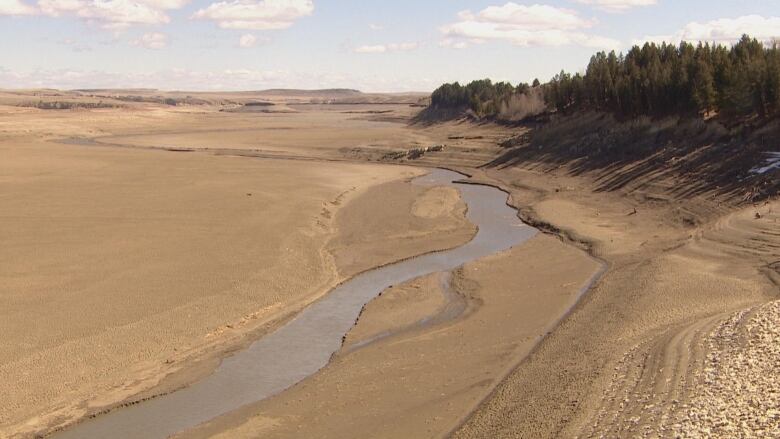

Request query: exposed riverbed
[{"left": 53, "top": 169, "right": 537, "bottom": 439}]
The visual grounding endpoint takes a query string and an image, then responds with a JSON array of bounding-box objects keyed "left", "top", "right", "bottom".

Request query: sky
[{"left": 0, "top": 0, "right": 778, "bottom": 91}]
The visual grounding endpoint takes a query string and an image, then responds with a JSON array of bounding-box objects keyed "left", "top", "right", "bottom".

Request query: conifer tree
[{"left": 429, "top": 34, "right": 780, "bottom": 120}]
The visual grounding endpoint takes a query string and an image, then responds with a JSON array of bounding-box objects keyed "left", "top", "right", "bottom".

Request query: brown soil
[
  {"left": 176, "top": 235, "right": 601, "bottom": 439},
  {"left": 0, "top": 103, "right": 472, "bottom": 438},
  {"left": 1, "top": 97, "right": 777, "bottom": 438}
]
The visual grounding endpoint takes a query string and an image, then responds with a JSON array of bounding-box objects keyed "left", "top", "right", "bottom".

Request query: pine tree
[
  {"left": 692, "top": 56, "right": 716, "bottom": 115},
  {"left": 429, "top": 34, "right": 780, "bottom": 120}
]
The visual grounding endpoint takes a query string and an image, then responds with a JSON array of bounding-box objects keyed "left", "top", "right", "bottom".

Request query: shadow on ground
[{"left": 482, "top": 112, "right": 779, "bottom": 203}]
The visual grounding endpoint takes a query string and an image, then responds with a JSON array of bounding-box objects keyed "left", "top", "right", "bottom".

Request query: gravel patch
[{"left": 674, "top": 301, "right": 780, "bottom": 438}]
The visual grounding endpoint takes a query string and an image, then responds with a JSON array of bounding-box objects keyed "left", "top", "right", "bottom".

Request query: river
[{"left": 53, "top": 168, "right": 537, "bottom": 439}]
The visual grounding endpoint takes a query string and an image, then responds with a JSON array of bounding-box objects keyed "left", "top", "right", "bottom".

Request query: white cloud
[
  {"left": 440, "top": 2, "right": 620, "bottom": 49},
  {"left": 368, "top": 23, "right": 383, "bottom": 31},
  {"left": 30, "top": 0, "right": 190, "bottom": 29},
  {"left": 138, "top": 0, "right": 189, "bottom": 8},
  {"left": 636, "top": 15, "right": 780, "bottom": 46},
  {"left": 0, "top": 0, "right": 37, "bottom": 15},
  {"left": 353, "top": 42, "right": 419, "bottom": 54},
  {"left": 37, "top": 0, "right": 81, "bottom": 15},
  {"left": 192, "top": 0, "right": 313, "bottom": 30},
  {"left": 574, "top": 0, "right": 656, "bottom": 13},
  {"left": 238, "top": 33, "right": 259, "bottom": 47},
  {"left": 439, "top": 38, "right": 469, "bottom": 49},
  {"left": 473, "top": 3, "right": 592, "bottom": 30},
  {"left": 131, "top": 31, "right": 168, "bottom": 49}
]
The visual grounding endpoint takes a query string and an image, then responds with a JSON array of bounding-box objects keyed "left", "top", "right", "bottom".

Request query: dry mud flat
[
  {"left": 0, "top": 113, "right": 476, "bottom": 437},
  {"left": 2, "top": 101, "right": 778, "bottom": 438}
]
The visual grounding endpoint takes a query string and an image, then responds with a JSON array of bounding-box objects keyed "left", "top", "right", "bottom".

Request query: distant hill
[
  {"left": 0, "top": 87, "right": 427, "bottom": 108},
  {"left": 255, "top": 88, "right": 362, "bottom": 96},
  {"left": 72, "top": 88, "right": 159, "bottom": 93}
]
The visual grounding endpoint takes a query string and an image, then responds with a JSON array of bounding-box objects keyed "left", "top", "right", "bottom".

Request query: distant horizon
[
  {"left": 0, "top": 86, "right": 432, "bottom": 94},
  {"left": 1, "top": 0, "right": 779, "bottom": 92}
]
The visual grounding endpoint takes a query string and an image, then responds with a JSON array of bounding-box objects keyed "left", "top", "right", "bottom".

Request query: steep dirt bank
[{"left": 487, "top": 111, "right": 780, "bottom": 202}]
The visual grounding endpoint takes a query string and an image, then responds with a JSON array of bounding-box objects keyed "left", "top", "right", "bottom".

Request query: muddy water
[{"left": 53, "top": 169, "right": 537, "bottom": 439}]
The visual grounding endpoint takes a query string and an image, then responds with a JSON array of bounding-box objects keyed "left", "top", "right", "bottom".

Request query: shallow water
[{"left": 53, "top": 169, "right": 537, "bottom": 439}]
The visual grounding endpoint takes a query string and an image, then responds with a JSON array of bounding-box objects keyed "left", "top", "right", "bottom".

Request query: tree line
[
  {"left": 430, "top": 79, "right": 531, "bottom": 118},
  {"left": 430, "top": 35, "right": 780, "bottom": 120}
]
